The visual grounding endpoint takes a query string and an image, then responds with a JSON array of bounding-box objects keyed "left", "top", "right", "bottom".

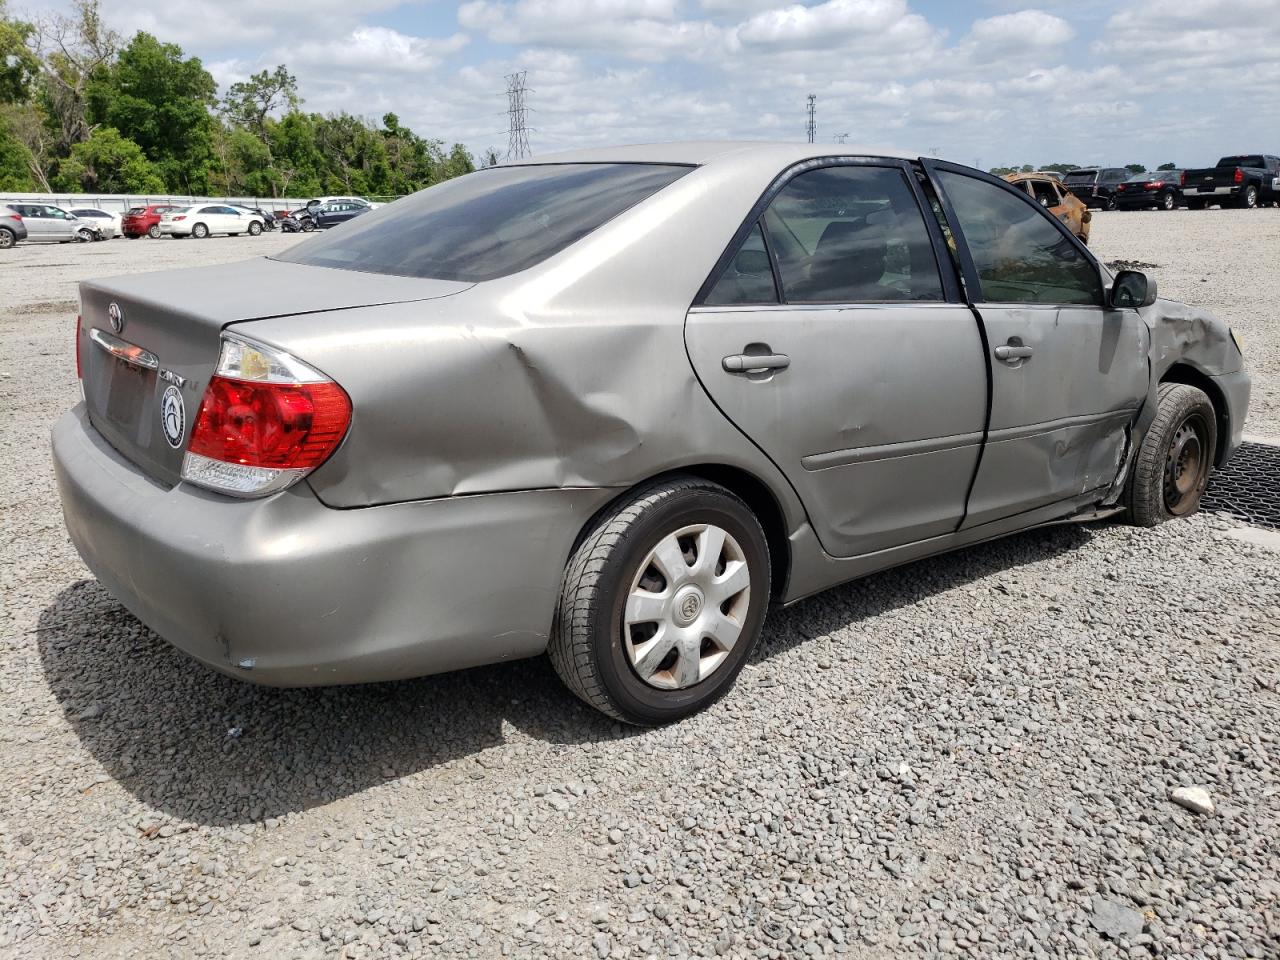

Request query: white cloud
[{"left": 964, "top": 10, "right": 1075, "bottom": 51}]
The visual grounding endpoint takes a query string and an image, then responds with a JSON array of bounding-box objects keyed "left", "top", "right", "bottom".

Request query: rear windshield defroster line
[{"left": 273, "top": 163, "right": 693, "bottom": 283}]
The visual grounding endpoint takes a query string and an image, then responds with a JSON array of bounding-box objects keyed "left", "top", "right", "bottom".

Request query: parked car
[
  {"left": 1, "top": 202, "right": 100, "bottom": 242},
  {"left": 1114, "top": 171, "right": 1184, "bottom": 210},
  {"left": 1181, "top": 154, "right": 1280, "bottom": 209},
  {"left": 122, "top": 204, "right": 180, "bottom": 239},
  {"left": 0, "top": 205, "right": 29, "bottom": 248},
  {"left": 67, "top": 207, "right": 122, "bottom": 238},
  {"left": 55, "top": 143, "right": 1250, "bottom": 725},
  {"left": 235, "top": 206, "right": 277, "bottom": 230},
  {"left": 304, "top": 195, "right": 383, "bottom": 211},
  {"left": 278, "top": 209, "right": 313, "bottom": 233},
  {"left": 160, "top": 204, "right": 266, "bottom": 239},
  {"left": 310, "top": 199, "right": 374, "bottom": 229},
  {"left": 1060, "top": 167, "right": 1130, "bottom": 210},
  {"left": 1003, "top": 172, "right": 1092, "bottom": 242}
]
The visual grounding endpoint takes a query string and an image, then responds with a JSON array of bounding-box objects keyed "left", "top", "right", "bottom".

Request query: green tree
[
  {"left": 87, "top": 31, "right": 217, "bottom": 192},
  {"left": 1124, "top": 163, "right": 1146, "bottom": 174},
  {"left": 1041, "top": 162, "right": 1081, "bottom": 174},
  {"left": 221, "top": 65, "right": 300, "bottom": 195},
  {"left": 441, "top": 143, "right": 475, "bottom": 180},
  {"left": 32, "top": 0, "right": 119, "bottom": 158},
  {"left": 1157, "top": 161, "right": 1177, "bottom": 171},
  {"left": 0, "top": 0, "right": 39, "bottom": 104},
  {"left": 52, "top": 124, "right": 164, "bottom": 191}
]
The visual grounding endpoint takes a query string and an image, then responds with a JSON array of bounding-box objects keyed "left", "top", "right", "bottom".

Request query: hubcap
[
  {"left": 623, "top": 523, "right": 751, "bottom": 691},
  {"left": 1163, "top": 414, "right": 1210, "bottom": 515}
]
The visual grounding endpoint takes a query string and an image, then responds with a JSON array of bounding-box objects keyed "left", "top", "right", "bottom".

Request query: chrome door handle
[
  {"left": 723, "top": 353, "right": 790, "bottom": 373},
  {"left": 994, "top": 344, "right": 1034, "bottom": 361}
]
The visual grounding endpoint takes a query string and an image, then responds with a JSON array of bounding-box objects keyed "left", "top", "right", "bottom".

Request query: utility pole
[
  {"left": 506, "top": 71, "right": 531, "bottom": 161},
  {"left": 805, "top": 94, "right": 817, "bottom": 144}
]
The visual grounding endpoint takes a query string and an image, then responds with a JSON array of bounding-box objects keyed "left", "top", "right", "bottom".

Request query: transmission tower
[
  {"left": 506, "top": 71, "right": 531, "bottom": 161},
  {"left": 834, "top": 132, "right": 850, "bottom": 144},
  {"left": 805, "top": 94, "right": 817, "bottom": 144}
]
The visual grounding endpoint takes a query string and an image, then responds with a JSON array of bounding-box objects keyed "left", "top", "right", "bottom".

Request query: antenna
[
  {"left": 805, "top": 94, "right": 817, "bottom": 144},
  {"left": 506, "top": 71, "right": 531, "bottom": 161}
]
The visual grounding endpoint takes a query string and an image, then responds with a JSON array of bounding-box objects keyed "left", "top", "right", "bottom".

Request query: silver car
[
  {"left": 5, "top": 202, "right": 101, "bottom": 242},
  {"left": 53, "top": 143, "right": 1250, "bottom": 724}
]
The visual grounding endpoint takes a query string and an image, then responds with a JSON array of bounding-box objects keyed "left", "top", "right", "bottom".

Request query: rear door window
[
  {"left": 759, "top": 164, "right": 944, "bottom": 303},
  {"left": 277, "top": 163, "right": 691, "bottom": 282}
]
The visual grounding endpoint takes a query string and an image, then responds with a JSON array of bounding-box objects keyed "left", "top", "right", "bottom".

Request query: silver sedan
[{"left": 53, "top": 142, "right": 1250, "bottom": 724}]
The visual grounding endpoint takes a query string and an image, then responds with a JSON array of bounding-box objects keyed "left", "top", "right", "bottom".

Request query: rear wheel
[
  {"left": 248, "top": 220, "right": 262, "bottom": 236},
  {"left": 1161, "top": 191, "right": 1176, "bottom": 210},
  {"left": 1240, "top": 185, "right": 1259, "bottom": 209},
  {"left": 1105, "top": 196, "right": 1118, "bottom": 211},
  {"left": 1126, "top": 383, "right": 1217, "bottom": 527},
  {"left": 147, "top": 224, "right": 161, "bottom": 239},
  {"left": 192, "top": 223, "right": 209, "bottom": 239},
  {"left": 0, "top": 227, "right": 14, "bottom": 249},
  {"left": 548, "top": 477, "right": 771, "bottom": 725},
  {"left": 1187, "top": 199, "right": 1206, "bottom": 211}
]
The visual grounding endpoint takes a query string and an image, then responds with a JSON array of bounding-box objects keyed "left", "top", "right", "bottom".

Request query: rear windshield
[
  {"left": 1217, "top": 155, "right": 1264, "bottom": 168},
  {"left": 275, "top": 163, "right": 692, "bottom": 282},
  {"left": 126, "top": 207, "right": 145, "bottom": 215},
  {"left": 1062, "top": 170, "right": 1097, "bottom": 183}
]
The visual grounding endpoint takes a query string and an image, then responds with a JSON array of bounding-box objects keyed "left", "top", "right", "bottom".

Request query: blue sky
[{"left": 36, "top": 0, "right": 1280, "bottom": 170}]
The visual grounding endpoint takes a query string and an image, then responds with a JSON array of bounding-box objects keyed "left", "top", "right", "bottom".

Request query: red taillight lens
[
  {"left": 1180, "top": 172, "right": 1186, "bottom": 186},
  {"left": 8, "top": 213, "right": 21, "bottom": 222},
  {"left": 75, "top": 315, "right": 82, "bottom": 379},
  {"left": 174, "top": 215, "right": 186, "bottom": 221},
  {"left": 189, "top": 376, "right": 350, "bottom": 469},
  {"left": 1234, "top": 168, "right": 1244, "bottom": 184}
]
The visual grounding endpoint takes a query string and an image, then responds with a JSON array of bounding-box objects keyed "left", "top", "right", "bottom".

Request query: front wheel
[
  {"left": 76, "top": 228, "right": 95, "bottom": 242},
  {"left": 548, "top": 477, "right": 771, "bottom": 725},
  {"left": 1126, "top": 383, "right": 1218, "bottom": 527},
  {"left": 1161, "top": 191, "right": 1176, "bottom": 210},
  {"left": 301, "top": 219, "right": 316, "bottom": 232}
]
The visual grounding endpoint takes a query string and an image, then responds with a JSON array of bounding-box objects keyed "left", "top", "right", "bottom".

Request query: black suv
[{"left": 1061, "top": 168, "right": 1130, "bottom": 210}]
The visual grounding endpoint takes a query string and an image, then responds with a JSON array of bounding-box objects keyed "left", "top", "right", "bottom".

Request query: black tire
[
  {"left": 248, "top": 220, "right": 262, "bottom": 236},
  {"left": 1105, "top": 196, "right": 1118, "bottom": 211},
  {"left": 76, "top": 228, "right": 94, "bottom": 242},
  {"left": 1161, "top": 191, "right": 1176, "bottom": 210},
  {"left": 1187, "top": 199, "right": 1206, "bottom": 211},
  {"left": 0, "top": 227, "right": 14, "bottom": 249},
  {"left": 127, "top": 233, "right": 140, "bottom": 239},
  {"left": 548, "top": 476, "right": 771, "bottom": 725},
  {"left": 302, "top": 219, "right": 316, "bottom": 233},
  {"left": 1126, "top": 383, "right": 1217, "bottom": 527},
  {"left": 147, "top": 224, "right": 161, "bottom": 239},
  {"left": 192, "top": 223, "right": 209, "bottom": 239},
  {"left": 1239, "top": 185, "right": 1258, "bottom": 209}
]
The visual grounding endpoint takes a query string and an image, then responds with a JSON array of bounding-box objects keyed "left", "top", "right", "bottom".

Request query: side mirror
[{"left": 1111, "top": 270, "right": 1157, "bottom": 308}]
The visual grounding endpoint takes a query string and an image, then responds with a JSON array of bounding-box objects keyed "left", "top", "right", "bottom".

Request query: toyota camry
[{"left": 54, "top": 142, "right": 1250, "bottom": 725}]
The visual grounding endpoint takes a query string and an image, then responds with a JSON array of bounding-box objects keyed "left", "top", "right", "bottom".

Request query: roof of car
[{"left": 506, "top": 141, "right": 919, "bottom": 168}]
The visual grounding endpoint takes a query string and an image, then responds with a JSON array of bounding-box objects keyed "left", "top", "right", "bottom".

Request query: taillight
[
  {"left": 1179, "top": 171, "right": 1186, "bottom": 186},
  {"left": 182, "top": 336, "right": 351, "bottom": 498},
  {"left": 75, "top": 315, "right": 82, "bottom": 379},
  {"left": 174, "top": 215, "right": 186, "bottom": 221},
  {"left": 8, "top": 213, "right": 21, "bottom": 222},
  {"left": 1233, "top": 168, "right": 1244, "bottom": 184},
  {"left": 1118, "top": 184, "right": 1126, "bottom": 191}
]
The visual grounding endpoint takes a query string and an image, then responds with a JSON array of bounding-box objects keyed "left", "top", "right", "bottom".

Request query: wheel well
[
  {"left": 1160, "top": 363, "right": 1230, "bottom": 466},
  {"left": 577, "top": 466, "right": 792, "bottom": 600}
]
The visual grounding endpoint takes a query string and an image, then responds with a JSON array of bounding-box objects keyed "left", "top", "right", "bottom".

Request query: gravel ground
[{"left": 2, "top": 215, "right": 1278, "bottom": 959}]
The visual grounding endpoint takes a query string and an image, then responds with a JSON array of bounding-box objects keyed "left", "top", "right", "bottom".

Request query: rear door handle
[
  {"left": 723, "top": 353, "right": 790, "bottom": 373},
  {"left": 994, "top": 344, "right": 1034, "bottom": 361}
]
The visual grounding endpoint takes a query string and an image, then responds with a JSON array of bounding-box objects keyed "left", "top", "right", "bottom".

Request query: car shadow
[{"left": 38, "top": 523, "right": 1093, "bottom": 827}]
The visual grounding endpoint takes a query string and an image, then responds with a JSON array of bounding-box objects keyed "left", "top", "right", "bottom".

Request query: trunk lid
[{"left": 78, "top": 257, "right": 470, "bottom": 487}]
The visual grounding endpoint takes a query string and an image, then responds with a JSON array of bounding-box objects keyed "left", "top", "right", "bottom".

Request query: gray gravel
[{"left": 2, "top": 216, "right": 1279, "bottom": 959}]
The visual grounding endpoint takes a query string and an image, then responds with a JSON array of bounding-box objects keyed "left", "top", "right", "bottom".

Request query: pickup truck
[{"left": 1181, "top": 155, "right": 1280, "bottom": 209}]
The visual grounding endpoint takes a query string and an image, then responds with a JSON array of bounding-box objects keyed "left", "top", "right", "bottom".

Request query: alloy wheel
[{"left": 623, "top": 523, "right": 751, "bottom": 690}]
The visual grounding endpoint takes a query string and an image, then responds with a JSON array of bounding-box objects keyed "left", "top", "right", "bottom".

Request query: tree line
[
  {"left": 0, "top": 0, "right": 490, "bottom": 197},
  {"left": 988, "top": 162, "right": 1179, "bottom": 177}
]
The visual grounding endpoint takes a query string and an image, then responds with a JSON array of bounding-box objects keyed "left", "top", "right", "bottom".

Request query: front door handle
[
  {"left": 723, "top": 353, "right": 791, "bottom": 373},
  {"left": 994, "top": 344, "right": 1034, "bottom": 362}
]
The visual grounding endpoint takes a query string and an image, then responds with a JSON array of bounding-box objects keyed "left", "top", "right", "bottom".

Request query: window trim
[
  {"left": 692, "top": 156, "right": 962, "bottom": 308},
  {"left": 921, "top": 158, "right": 1107, "bottom": 309}
]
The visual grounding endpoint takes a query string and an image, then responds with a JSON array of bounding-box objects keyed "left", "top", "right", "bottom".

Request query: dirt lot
[{"left": 1, "top": 213, "right": 1278, "bottom": 959}]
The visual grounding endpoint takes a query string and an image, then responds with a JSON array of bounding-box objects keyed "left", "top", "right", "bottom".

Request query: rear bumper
[
  {"left": 53, "top": 404, "right": 610, "bottom": 686},
  {"left": 1213, "top": 368, "right": 1251, "bottom": 466}
]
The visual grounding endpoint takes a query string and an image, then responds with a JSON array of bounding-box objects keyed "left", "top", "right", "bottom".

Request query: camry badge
[
  {"left": 108, "top": 302, "right": 123, "bottom": 333},
  {"left": 160, "top": 385, "right": 185, "bottom": 449}
]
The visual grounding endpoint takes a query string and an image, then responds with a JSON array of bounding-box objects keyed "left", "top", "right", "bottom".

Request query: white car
[
  {"left": 303, "top": 195, "right": 383, "bottom": 211},
  {"left": 67, "top": 208, "right": 121, "bottom": 239},
  {"left": 160, "top": 204, "right": 265, "bottom": 239}
]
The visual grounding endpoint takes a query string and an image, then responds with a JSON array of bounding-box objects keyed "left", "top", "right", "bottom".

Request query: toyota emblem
[{"left": 107, "top": 302, "right": 123, "bottom": 333}]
